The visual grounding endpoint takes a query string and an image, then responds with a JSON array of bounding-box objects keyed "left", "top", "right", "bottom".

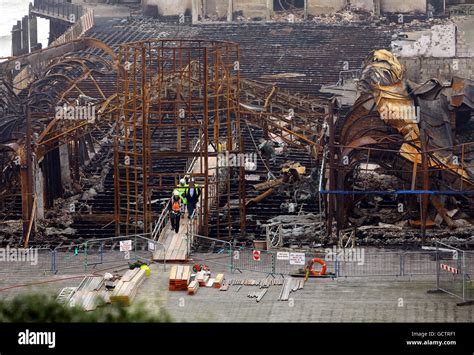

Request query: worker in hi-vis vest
[
  {"left": 177, "top": 178, "right": 188, "bottom": 208},
  {"left": 183, "top": 179, "right": 200, "bottom": 218},
  {"left": 169, "top": 189, "right": 182, "bottom": 233}
]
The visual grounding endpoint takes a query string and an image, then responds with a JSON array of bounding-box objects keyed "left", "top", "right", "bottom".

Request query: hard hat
[
  {"left": 179, "top": 178, "right": 186, "bottom": 185},
  {"left": 173, "top": 189, "right": 180, "bottom": 196}
]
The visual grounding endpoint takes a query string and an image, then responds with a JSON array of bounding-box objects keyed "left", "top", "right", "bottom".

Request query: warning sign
[
  {"left": 252, "top": 250, "right": 261, "bottom": 261},
  {"left": 289, "top": 252, "right": 305, "bottom": 265},
  {"left": 277, "top": 252, "right": 290, "bottom": 260},
  {"left": 120, "top": 240, "right": 132, "bottom": 252}
]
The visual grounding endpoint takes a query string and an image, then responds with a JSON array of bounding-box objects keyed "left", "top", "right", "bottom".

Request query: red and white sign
[
  {"left": 252, "top": 250, "right": 261, "bottom": 261},
  {"left": 440, "top": 263, "right": 459, "bottom": 274}
]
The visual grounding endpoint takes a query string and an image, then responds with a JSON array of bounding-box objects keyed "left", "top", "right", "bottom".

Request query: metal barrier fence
[
  {"left": 0, "top": 247, "right": 54, "bottom": 274},
  {"left": 0, "top": 235, "right": 165, "bottom": 275},
  {"left": 433, "top": 241, "right": 474, "bottom": 305},
  {"left": 189, "top": 235, "right": 442, "bottom": 278},
  {"left": 231, "top": 247, "right": 337, "bottom": 276}
]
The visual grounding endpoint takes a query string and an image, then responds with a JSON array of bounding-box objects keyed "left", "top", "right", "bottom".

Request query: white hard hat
[
  {"left": 180, "top": 178, "right": 186, "bottom": 185},
  {"left": 173, "top": 189, "right": 180, "bottom": 196}
]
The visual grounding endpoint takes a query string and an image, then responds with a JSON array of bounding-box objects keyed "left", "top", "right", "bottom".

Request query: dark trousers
[
  {"left": 187, "top": 202, "right": 196, "bottom": 218},
  {"left": 170, "top": 212, "right": 181, "bottom": 233}
]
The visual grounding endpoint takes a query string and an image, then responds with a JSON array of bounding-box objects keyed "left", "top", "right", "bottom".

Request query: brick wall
[{"left": 400, "top": 57, "right": 474, "bottom": 83}]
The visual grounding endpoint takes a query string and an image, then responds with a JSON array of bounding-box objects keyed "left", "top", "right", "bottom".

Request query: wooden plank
[
  {"left": 169, "top": 265, "right": 177, "bottom": 281},
  {"left": 122, "top": 268, "right": 140, "bottom": 282},
  {"left": 176, "top": 265, "right": 183, "bottom": 281},
  {"left": 168, "top": 235, "right": 180, "bottom": 261},
  {"left": 166, "top": 233, "right": 179, "bottom": 260},
  {"left": 181, "top": 266, "right": 190, "bottom": 282}
]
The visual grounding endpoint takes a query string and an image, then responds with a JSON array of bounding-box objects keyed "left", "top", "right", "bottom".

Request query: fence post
[
  {"left": 134, "top": 235, "right": 137, "bottom": 261},
  {"left": 436, "top": 242, "right": 440, "bottom": 290},
  {"left": 271, "top": 252, "right": 275, "bottom": 274},
  {"left": 399, "top": 253, "right": 404, "bottom": 277},
  {"left": 51, "top": 249, "right": 56, "bottom": 273},
  {"left": 462, "top": 251, "right": 466, "bottom": 301},
  {"left": 84, "top": 241, "right": 88, "bottom": 272},
  {"left": 230, "top": 243, "right": 234, "bottom": 273},
  {"left": 100, "top": 242, "right": 103, "bottom": 265}
]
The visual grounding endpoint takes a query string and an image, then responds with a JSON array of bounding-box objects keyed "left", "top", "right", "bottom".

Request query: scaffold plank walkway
[{"left": 153, "top": 215, "right": 189, "bottom": 262}]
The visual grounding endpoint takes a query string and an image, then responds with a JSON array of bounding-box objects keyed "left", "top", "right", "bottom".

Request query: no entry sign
[{"left": 252, "top": 250, "right": 261, "bottom": 261}]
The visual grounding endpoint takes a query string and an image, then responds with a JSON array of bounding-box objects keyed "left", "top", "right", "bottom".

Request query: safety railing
[
  {"left": 49, "top": 7, "right": 94, "bottom": 46},
  {"left": 32, "top": 0, "right": 83, "bottom": 23},
  {"left": 152, "top": 130, "right": 205, "bottom": 243}
]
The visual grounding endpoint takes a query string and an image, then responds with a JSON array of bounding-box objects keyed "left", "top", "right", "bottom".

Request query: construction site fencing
[
  {"left": 188, "top": 236, "right": 444, "bottom": 278},
  {"left": 230, "top": 246, "right": 337, "bottom": 276},
  {"left": 0, "top": 247, "right": 55, "bottom": 275},
  {"left": 0, "top": 235, "right": 165, "bottom": 275},
  {"left": 433, "top": 242, "right": 474, "bottom": 305},
  {"left": 189, "top": 234, "right": 233, "bottom": 271}
]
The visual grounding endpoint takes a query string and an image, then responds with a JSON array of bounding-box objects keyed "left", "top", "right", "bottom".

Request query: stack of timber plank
[
  {"left": 110, "top": 268, "right": 147, "bottom": 306},
  {"left": 213, "top": 274, "right": 224, "bottom": 288},
  {"left": 168, "top": 265, "right": 191, "bottom": 291},
  {"left": 187, "top": 280, "right": 199, "bottom": 295},
  {"left": 196, "top": 270, "right": 210, "bottom": 286},
  {"left": 68, "top": 276, "right": 105, "bottom": 311}
]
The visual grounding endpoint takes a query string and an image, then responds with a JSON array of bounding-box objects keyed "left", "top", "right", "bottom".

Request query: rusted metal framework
[
  {"left": 240, "top": 78, "right": 330, "bottom": 160},
  {"left": 0, "top": 38, "right": 118, "bottom": 245},
  {"left": 114, "top": 39, "right": 246, "bottom": 239},
  {"left": 329, "top": 50, "right": 474, "bottom": 241}
]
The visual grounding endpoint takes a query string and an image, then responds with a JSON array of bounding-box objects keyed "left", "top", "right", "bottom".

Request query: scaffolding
[{"left": 114, "top": 39, "right": 246, "bottom": 239}]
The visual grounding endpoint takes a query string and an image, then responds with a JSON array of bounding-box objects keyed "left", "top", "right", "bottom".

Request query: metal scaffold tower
[{"left": 114, "top": 39, "right": 246, "bottom": 239}]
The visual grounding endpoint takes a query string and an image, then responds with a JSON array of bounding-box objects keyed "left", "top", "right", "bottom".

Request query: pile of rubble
[{"left": 311, "top": 7, "right": 376, "bottom": 25}]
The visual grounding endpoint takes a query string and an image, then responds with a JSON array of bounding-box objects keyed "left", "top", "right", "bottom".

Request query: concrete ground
[
  {"left": 0, "top": 254, "right": 473, "bottom": 322},
  {"left": 137, "top": 263, "right": 474, "bottom": 323}
]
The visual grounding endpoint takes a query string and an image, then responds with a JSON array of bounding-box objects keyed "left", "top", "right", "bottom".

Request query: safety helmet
[
  {"left": 173, "top": 189, "right": 180, "bottom": 196},
  {"left": 179, "top": 178, "right": 186, "bottom": 185}
]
